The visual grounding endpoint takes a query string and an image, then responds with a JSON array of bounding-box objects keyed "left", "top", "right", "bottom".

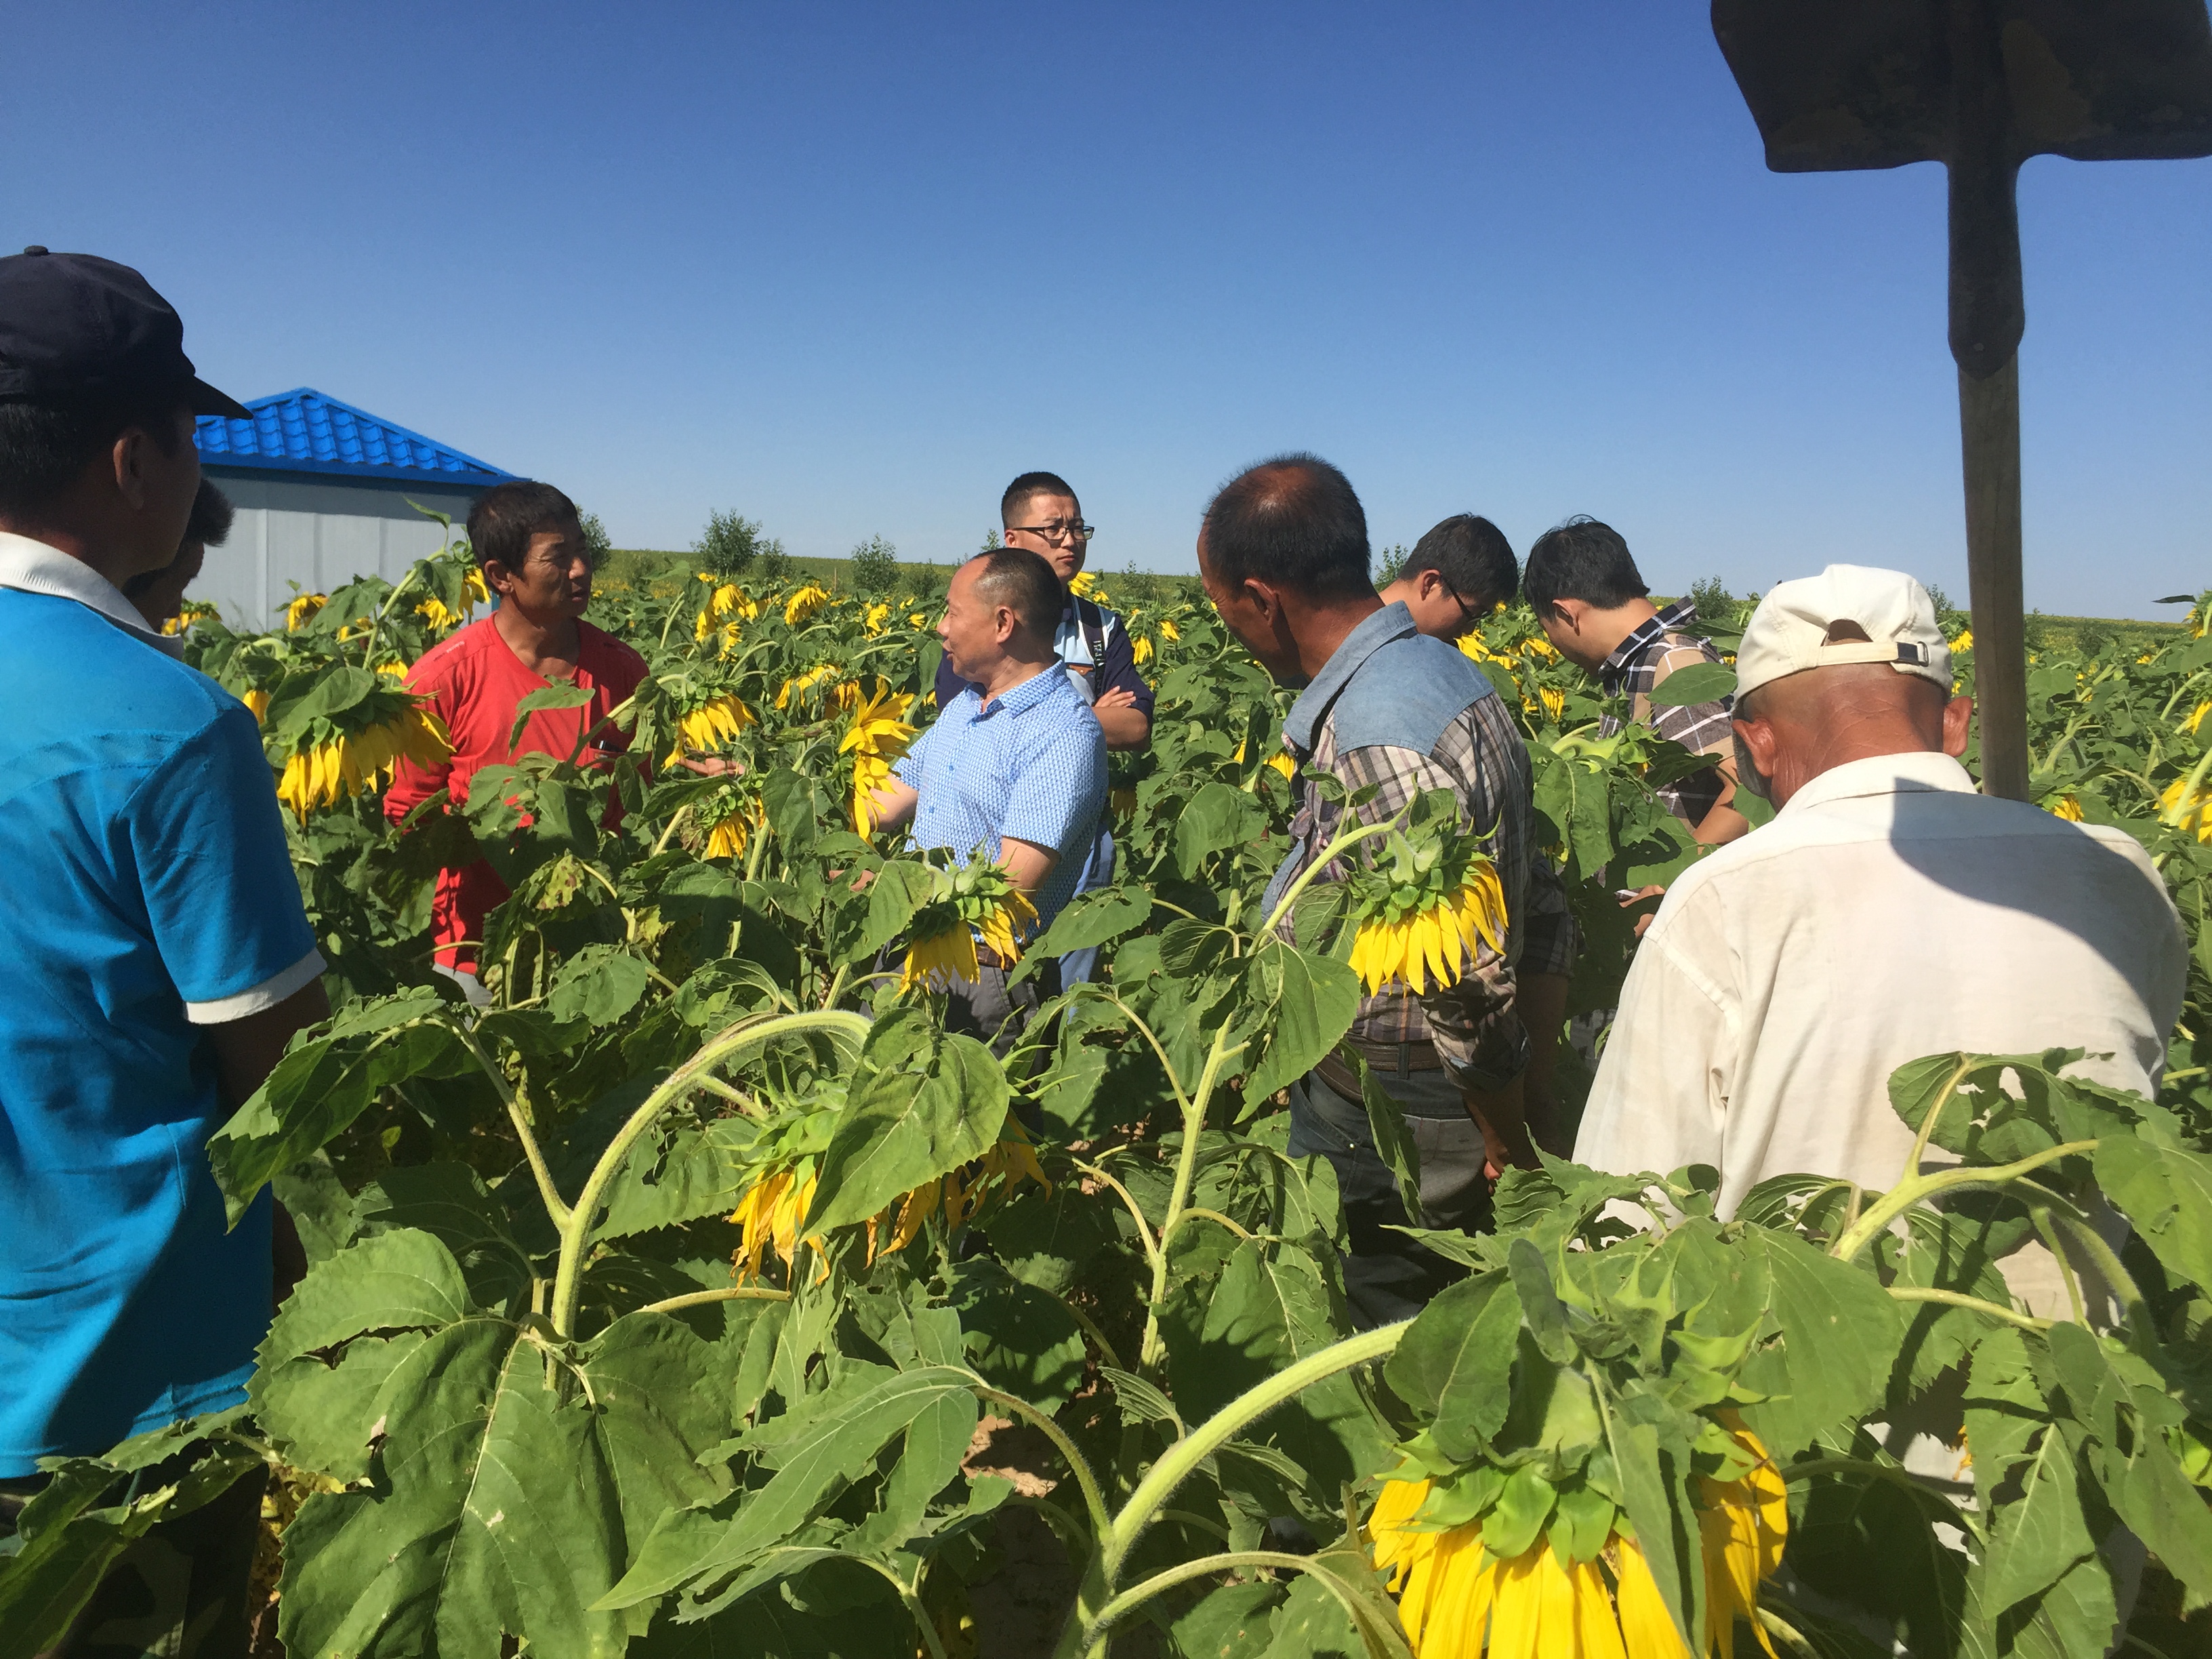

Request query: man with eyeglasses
[
  {"left": 937, "top": 471, "right": 1152, "bottom": 982},
  {"left": 1524, "top": 516, "right": 1748, "bottom": 846},
  {"left": 938, "top": 472, "right": 1152, "bottom": 750},
  {"left": 1378, "top": 513, "right": 1519, "bottom": 642}
]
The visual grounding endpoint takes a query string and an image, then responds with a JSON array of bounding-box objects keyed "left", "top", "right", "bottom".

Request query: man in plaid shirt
[
  {"left": 1199, "top": 455, "right": 1577, "bottom": 1326},
  {"left": 1525, "top": 516, "right": 1750, "bottom": 845}
]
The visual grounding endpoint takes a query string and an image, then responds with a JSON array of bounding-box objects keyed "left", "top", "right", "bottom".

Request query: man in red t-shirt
[{"left": 386, "top": 480, "right": 647, "bottom": 999}]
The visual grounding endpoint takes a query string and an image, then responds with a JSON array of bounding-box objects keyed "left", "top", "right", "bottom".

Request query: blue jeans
[{"left": 1058, "top": 827, "right": 1115, "bottom": 986}]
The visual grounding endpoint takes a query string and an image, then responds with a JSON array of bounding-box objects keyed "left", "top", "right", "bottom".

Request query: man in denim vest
[{"left": 1197, "top": 454, "right": 1577, "bottom": 1326}]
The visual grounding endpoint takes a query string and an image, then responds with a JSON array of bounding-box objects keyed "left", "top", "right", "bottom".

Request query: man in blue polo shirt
[
  {"left": 0, "top": 249, "right": 329, "bottom": 1653},
  {"left": 867, "top": 546, "right": 1106, "bottom": 1045}
]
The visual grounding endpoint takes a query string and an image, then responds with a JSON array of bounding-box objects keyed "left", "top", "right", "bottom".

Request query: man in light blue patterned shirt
[{"left": 868, "top": 547, "right": 1107, "bottom": 1042}]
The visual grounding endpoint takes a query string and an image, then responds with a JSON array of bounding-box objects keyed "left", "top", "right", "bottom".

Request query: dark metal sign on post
[{"left": 1711, "top": 0, "right": 2212, "bottom": 800}]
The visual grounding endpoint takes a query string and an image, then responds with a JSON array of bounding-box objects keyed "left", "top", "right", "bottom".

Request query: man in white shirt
[{"left": 1574, "top": 565, "right": 2185, "bottom": 1315}]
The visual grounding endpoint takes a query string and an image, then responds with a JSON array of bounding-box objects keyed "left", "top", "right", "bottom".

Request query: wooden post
[
  {"left": 1946, "top": 0, "right": 2032, "bottom": 800},
  {"left": 1959, "top": 357, "right": 2030, "bottom": 799}
]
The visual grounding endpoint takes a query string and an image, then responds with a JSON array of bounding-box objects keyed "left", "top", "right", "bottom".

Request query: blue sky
[{"left": 5, "top": 2, "right": 2207, "bottom": 617}]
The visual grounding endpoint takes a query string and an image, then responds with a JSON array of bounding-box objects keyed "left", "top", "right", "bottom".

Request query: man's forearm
[
  {"left": 1460, "top": 1073, "right": 1538, "bottom": 1176},
  {"left": 1095, "top": 703, "right": 1150, "bottom": 751}
]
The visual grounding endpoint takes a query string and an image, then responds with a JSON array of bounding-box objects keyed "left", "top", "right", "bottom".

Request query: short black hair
[
  {"left": 468, "top": 480, "right": 581, "bottom": 571},
  {"left": 968, "top": 546, "right": 1062, "bottom": 644},
  {"left": 1200, "top": 453, "right": 1372, "bottom": 602},
  {"left": 1522, "top": 516, "right": 1650, "bottom": 613},
  {"left": 1403, "top": 514, "right": 1517, "bottom": 609},
  {"left": 0, "top": 392, "right": 190, "bottom": 518},
  {"left": 1002, "top": 471, "right": 1079, "bottom": 527}
]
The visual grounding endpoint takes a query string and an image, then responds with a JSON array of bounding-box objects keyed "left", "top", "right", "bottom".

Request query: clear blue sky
[{"left": 5, "top": 2, "right": 2207, "bottom": 617}]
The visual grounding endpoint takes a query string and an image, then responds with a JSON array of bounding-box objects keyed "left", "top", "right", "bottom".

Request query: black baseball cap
[{"left": 0, "top": 247, "right": 249, "bottom": 419}]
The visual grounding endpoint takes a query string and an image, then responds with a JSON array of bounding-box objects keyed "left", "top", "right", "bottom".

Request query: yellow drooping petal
[
  {"left": 975, "top": 890, "right": 1038, "bottom": 966},
  {"left": 1695, "top": 1416, "right": 1788, "bottom": 1659},
  {"left": 1950, "top": 627, "right": 1974, "bottom": 653},
  {"left": 285, "top": 592, "right": 327, "bottom": 631},
  {"left": 1158, "top": 616, "right": 1179, "bottom": 643},
  {"left": 2162, "top": 775, "right": 2212, "bottom": 843},
  {"left": 2049, "top": 794, "right": 2084, "bottom": 821},
  {"left": 2186, "top": 699, "right": 2211, "bottom": 735},
  {"left": 775, "top": 663, "right": 840, "bottom": 710},
  {"left": 727, "top": 1170, "right": 821, "bottom": 1282},
  {"left": 901, "top": 927, "right": 980, "bottom": 992},
  {"left": 783, "top": 583, "right": 830, "bottom": 626},
  {"left": 664, "top": 695, "right": 758, "bottom": 766},
  {"left": 1610, "top": 1534, "right": 1696, "bottom": 1659},
  {"left": 1483, "top": 1545, "right": 1547, "bottom": 1659},
  {"left": 1132, "top": 634, "right": 1153, "bottom": 665},
  {"left": 242, "top": 688, "right": 272, "bottom": 725}
]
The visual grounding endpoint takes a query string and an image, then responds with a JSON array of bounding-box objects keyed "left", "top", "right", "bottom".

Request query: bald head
[{"left": 1733, "top": 663, "right": 1973, "bottom": 808}]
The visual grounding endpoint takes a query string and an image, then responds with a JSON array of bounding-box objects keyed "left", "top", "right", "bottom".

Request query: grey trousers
[{"left": 1286, "top": 1061, "right": 1492, "bottom": 1329}]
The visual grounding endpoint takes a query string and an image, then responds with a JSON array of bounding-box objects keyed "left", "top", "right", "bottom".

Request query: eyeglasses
[
  {"left": 1443, "top": 583, "right": 1484, "bottom": 636},
  {"left": 1008, "top": 520, "right": 1094, "bottom": 546}
]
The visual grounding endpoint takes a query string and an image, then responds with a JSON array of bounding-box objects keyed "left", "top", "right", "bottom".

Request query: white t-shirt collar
[{"left": 0, "top": 531, "right": 183, "bottom": 658}]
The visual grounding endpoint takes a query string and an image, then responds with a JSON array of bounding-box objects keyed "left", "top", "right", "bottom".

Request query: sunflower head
[
  {"left": 897, "top": 854, "right": 1038, "bottom": 992},
  {"left": 274, "top": 690, "right": 452, "bottom": 822},
  {"left": 1338, "top": 789, "right": 1508, "bottom": 996},
  {"left": 284, "top": 592, "right": 327, "bottom": 632},
  {"left": 783, "top": 583, "right": 831, "bottom": 626}
]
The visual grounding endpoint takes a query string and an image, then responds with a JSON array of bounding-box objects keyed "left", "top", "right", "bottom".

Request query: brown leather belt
[{"left": 1315, "top": 1039, "right": 1445, "bottom": 1102}]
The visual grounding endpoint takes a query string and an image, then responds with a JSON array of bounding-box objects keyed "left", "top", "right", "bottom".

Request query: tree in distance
[
  {"left": 847, "top": 535, "right": 899, "bottom": 596},
  {"left": 695, "top": 510, "right": 782, "bottom": 579},
  {"left": 578, "top": 512, "right": 613, "bottom": 565}
]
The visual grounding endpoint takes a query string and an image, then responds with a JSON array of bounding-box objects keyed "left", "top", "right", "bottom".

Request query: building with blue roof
[{"left": 192, "top": 388, "right": 515, "bottom": 628}]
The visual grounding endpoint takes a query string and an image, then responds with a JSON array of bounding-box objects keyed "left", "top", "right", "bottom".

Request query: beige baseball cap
[{"left": 1735, "top": 564, "right": 1952, "bottom": 703}]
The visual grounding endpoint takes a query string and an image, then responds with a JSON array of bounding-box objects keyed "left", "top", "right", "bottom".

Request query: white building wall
[{"left": 196, "top": 471, "right": 487, "bottom": 630}]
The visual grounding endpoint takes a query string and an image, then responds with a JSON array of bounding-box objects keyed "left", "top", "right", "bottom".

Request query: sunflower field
[{"left": 7, "top": 533, "right": 2212, "bottom": 1659}]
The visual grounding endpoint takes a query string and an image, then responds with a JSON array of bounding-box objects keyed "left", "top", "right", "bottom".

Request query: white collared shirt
[
  {"left": 1575, "top": 750, "right": 2186, "bottom": 1295},
  {"left": 0, "top": 530, "right": 183, "bottom": 657}
]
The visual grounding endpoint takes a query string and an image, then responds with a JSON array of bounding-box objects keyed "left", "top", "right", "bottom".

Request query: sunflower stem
[
  {"left": 1256, "top": 819, "right": 1401, "bottom": 943},
  {"left": 635, "top": 1286, "right": 792, "bottom": 1317},
  {"left": 1898, "top": 1054, "right": 1977, "bottom": 1192},
  {"left": 1140, "top": 1023, "right": 1247, "bottom": 1372},
  {"left": 1070, "top": 1158, "right": 1163, "bottom": 1284},
  {"left": 653, "top": 804, "right": 693, "bottom": 855},
  {"left": 968, "top": 1385, "right": 1113, "bottom": 1548},
  {"left": 549, "top": 1008, "right": 869, "bottom": 1341},
  {"left": 1059, "top": 1319, "right": 1409, "bottom": 1657},
  {"left": 1885, "top": 1286, "right": 2050, "bottom": 1332},
  {"left": 453, "top": 1023, "right": 571, "bottom": 1230},
  {"left": 1076, "top": 1551, "right": 1359, "bottom": 1650},
  {"left": 1827, "top": 1141, "right": 2099, "bottom": 1265}
]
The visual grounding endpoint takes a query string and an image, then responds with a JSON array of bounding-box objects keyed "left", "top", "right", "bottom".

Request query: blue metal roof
[{"left": 194, "top": 388, "right": 514, "bottom": 487}]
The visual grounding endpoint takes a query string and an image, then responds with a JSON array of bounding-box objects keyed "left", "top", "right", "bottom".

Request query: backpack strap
[{"left": 1076, "top": 597, "right": 1109, "bottom": 689}]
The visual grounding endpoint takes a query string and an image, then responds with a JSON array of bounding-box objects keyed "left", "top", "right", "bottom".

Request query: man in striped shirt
[
  {"left": 1200, "top": 454, "right": 1577, "bottom": 1326},
  {"left": 1525, "top": 516, "right": 1750, "bottom": 846}
]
